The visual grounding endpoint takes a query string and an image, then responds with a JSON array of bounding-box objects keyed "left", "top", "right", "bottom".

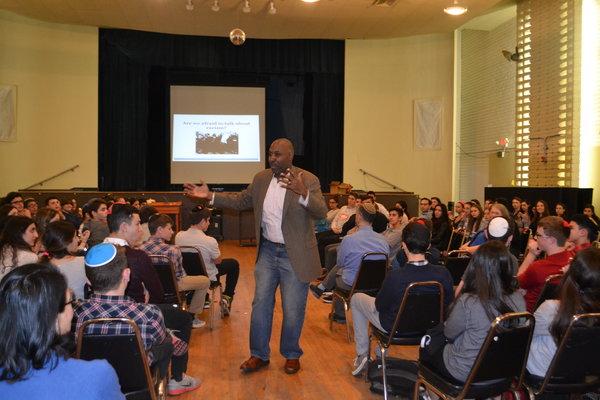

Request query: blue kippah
[{"left": 85, "top": 243, "right": 118, "bottom": 268}]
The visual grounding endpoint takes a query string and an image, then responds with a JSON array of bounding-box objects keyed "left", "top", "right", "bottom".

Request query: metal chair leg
[
  {"left": 413, "top": 376, "right": 422, "bottom": 400},
  {"left": 344, "top": 299, "right": 353, "bottom": 342},
  {"left": 381, "top": 346, "right": 388, "bottom": 400},
  {"left": 208, "top": 288, "right": 216, "bottom": 330}
]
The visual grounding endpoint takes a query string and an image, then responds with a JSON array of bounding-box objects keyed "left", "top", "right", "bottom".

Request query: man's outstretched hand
[
  {"left": 183, "top": 182, "right": 211, "bottom": 199},
  {"left": 278, "top": 169, "right": 308, "bottom": 197}
]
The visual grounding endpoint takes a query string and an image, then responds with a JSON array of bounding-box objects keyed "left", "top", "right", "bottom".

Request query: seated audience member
[
  {"left": 40, "top": 221, "right": 88, "bottom": 300},
  {"left": 530, "top": 200, "right": 550, "bottom": 235},
  {"left": 392, "top": 219, "right": 442, "bottom": 269},
  {"left": 175, "top": 207, "right": 240, "bottom": 315},
  {"left": 420, "top": 241, "right": 526, "bottom": 382},
  {"left": 527, "top": 248, "right": 600, "bottom": 377},
  {"left": 511, "top": 197, "right": 522, "bottom": 220},
  {"left": 419, "top": 197, "right": 433, "bottom": 220},
  {"left": 140, "top": 213, "right": 210, "bottom": 327},
  {"left": 102, "top": 204, "right": 195, "bottom": 382},
  {"left": 2, "top": 192, "right": 30, "bottom": 218},
  {"left": 450, "top": 201, "right": 466, "bottom": 228},
  {"left": 310, "top": 202, "right": 389, "bottom": 322},
  {"left": 317, "top": 192, "right": 360, "bottom": 265},
  {"left": 326, "top": 195, "right": 340, "bottom": 223},
  {"left": 518, "top": 216, "right": 572, "bottom": 312},
  {"left": 583, "top": 204, "right": 600, "bottom": 230},
  {"left": 34, "top": 207, "right": 62, "bottom": 239},
  {"left": 431, "top": 203, "right": 451, "bottom": 251},
  {"left": 454, "top": 216, "right": 514, "bottom": 297},
  {"left": 129, "top": 198, "right": 141, "bottom": 210},
  {"left": 82, "top": 198, "right": 110, "bottom": 248},
  {"left": 0, "top": 263, "right": 124, "bottom": 400},
  {"left": 431, "top": 197, "right": 442, "bottom": 208},
  {"left": 0, "top": 216, "right": 39, "bottom": 279},
  {"left": 461, "top": 203, "right": 514, "bottom": 254},
  {"left": 397, "top": 200, "right": 410, "bottom": 224},
  {"left": 75, "top": 244, "right": 200, "bottom": 396},
  {"left": 341, "top": 195, "right": 388, "bottom": 236},
  {"left": 139, "top": 205, "right": 159, "bottom": 245},
  {"left": 568, "top": 214, "right": 598, "bottom": 254},
  {"left": 349, "top": 222, "right": 454, "bottom": 376},
  {"left": 330, "top": 192, "right": 359, "bottom": 235},
  {"left": 0, "top": 205, "right": 18, "bottom": 232},
  {"left": 554, "top": 202, "right": 569, "bottom": 221},
  {"left": 61, "top": 199, "right": 81, "bottom": 229},
  {"left": 45, "top": 196, "right": 62, "bottom": 213},
  {"left": 465, "top": 202, "right": 485, "bottom": 240},
  {"left": 366, "top": 191, "right": 389, "bottom": 218},
  {"left": 24, "top": 198, "right": 38, "bottom": 218},
  {"left": 381, "top": 207, "right": 406, "bottom": 260}
]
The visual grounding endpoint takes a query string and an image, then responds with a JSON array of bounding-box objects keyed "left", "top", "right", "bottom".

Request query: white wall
[
  {"left": 344, "top": 34, "right": 454, "bottom": 201},
  {"left": 0, "top": 11, "right": 98, "bottom": 194}
]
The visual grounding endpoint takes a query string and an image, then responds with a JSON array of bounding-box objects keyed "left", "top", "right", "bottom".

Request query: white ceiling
[{"left": 0, "top": 0, "right": 514, "bottom": 40}]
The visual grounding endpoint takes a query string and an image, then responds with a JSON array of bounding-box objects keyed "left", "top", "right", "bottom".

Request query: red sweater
[{"left": 518, "top": 249, "right": 573, "bottom": 312}]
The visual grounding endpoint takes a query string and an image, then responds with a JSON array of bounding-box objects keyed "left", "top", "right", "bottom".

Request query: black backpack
[{"left": 367, "top": 357, "right": 418, "bottom": 397}]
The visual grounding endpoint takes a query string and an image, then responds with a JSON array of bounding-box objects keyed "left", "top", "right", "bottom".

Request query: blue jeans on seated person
[{"left": 250, "top": 239, "right": 309, "bottom": 361}]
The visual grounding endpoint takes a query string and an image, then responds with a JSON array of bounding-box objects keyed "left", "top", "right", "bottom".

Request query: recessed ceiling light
[
  {"left": 444, "top": 1, "right": 468, "bottom": 16},
  {"left": 301, "top": 0, "right": 320, "bottom": 3}
]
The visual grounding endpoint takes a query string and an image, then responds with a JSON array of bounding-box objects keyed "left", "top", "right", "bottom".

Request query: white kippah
[{"left": 488, "top": 217, "right": 509, "bottom": 239}]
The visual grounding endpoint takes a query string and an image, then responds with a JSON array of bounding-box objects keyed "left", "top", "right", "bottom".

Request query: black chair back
[
  {"left": 538, "top": 313, "right": 600, "bottom": 393},
  {"left": 444, "top": 251, "right": 471, "bottom": 285},
  {"left": 533, "top": 273, "right": 562, "bottom": 311},
  {"left": 446, "top": 231, "right": 464, "bottom": 252},
  {"left": 148, "top": 254, "right": 181, "bottom": 306},
  {"left": 391, "top": 281, "right": 443, "bottom": 339},
  {"left": 179, "top": 246, "right": 208, "bottom": 276},
  {"left": 76, "top": 318, "right": 157, "bottom": 400},
  {"left": 350, "top": 252, "right": 388, "bottom": 297},
  {"left": 467, "top": 312, "right": 535, "bottom": 388}
]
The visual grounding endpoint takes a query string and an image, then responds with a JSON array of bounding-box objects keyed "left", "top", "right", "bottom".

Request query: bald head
[{"left": 268, "top": 138, "right": 295, "bottom": 175}]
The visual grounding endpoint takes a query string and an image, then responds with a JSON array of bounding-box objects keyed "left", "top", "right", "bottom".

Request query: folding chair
[
  {"left": 76, "top": 318, "right": 166, "bottom": 400},
  {"left": 532, "top": 273, "right": 562, "bottom": 311},
  {"left": 330, "top": 252, "right": 388, "bottom": 342},
  {"left": 524, "top": 313, "right": 600, "bottom": 398},
  {"left": 148, "top": 255, "right": 183, "bottom": 309},
  {"left": 414, "top": 312, "right": 535, "bottom": 400},
  {"left": 443, "top": 250, "right": 471, "bottom": 286},
  {"left": 369, "top": 281, "right": 444, "bottom": 400},
  {"left": 179, "top": 246, "right": 223, "bottom": 329}
]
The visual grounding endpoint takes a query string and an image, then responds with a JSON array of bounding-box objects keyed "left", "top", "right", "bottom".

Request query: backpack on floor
[{"left": 367, "top": 357, "right": 418, "bottom": 397}]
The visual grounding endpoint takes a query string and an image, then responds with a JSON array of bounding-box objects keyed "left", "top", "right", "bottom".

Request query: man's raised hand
[{"left": 183, "top": 182, "right": 210, "bottom": 199}]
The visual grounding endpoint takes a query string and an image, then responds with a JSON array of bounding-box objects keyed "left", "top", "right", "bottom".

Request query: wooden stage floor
[{"left": 178, "top": 241, "right": 417, "bottom": 400}]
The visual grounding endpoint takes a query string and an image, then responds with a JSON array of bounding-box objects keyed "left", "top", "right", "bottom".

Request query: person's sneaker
[
  {"left": 168, "top": 373, "right": 200, "bottom": 395},
  {"left": 321, "top": 293, "right": 333, "bottom": 304},
  {"left": 192, "top": 318, "right": 206, "bottom": 329},
  {"left": 204, "top": 299, "right": 211, "bottom": 309},
  {"left": 351, "top": 354, "right": 369, "bottom": 376},
  {"left": 309, "top": 283, "right": 324, "bottom": 299},
  {"left": 221, "top": 295, "right": 232, "bottom": 317}
]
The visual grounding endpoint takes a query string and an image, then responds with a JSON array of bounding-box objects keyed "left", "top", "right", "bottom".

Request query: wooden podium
[{"left": 151, "top": 202, "right": 182, "bottom": 232}]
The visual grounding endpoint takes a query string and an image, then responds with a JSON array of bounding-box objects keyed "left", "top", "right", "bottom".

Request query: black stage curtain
[{"left": 99, "top": 29, "right": 344, "bottom": 191}]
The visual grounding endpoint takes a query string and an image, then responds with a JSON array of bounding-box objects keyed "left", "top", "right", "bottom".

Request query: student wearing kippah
[{"left": 74, "top": 243, "right": 200, "bottom": 396}]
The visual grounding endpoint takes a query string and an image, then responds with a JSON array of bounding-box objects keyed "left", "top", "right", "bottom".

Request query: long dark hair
[
  {"left": 0, "top": 263, "right": 73, "bottom": 382},
  {"left": 0, "top": 216, "right": 36, "bottom": 274},
  {"left": 41, "top": 221, "right": 77, "bottom": 261},
  {"left": 550, "top": 248, "right": 600, "bottom": 344},
  {"left": 467, "top": 203, "right": 484, "bottom": 233},
  {"left": 462, "top": 241, "right": 519, "bottom": 321},
  {"left": 34, "top": 207, "right": 61, "bottom": 238},
  {"left": 432, "top": 204, "right": 449, "bottom": 229}
]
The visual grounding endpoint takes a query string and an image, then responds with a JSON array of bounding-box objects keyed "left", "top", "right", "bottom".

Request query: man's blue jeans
[{"left": 250, "top": 239, "right": 309, "bottom": 360}]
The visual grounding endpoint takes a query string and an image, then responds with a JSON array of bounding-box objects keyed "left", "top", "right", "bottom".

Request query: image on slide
[{"left": 196, "top": 132, "right": 239, "bottom": 154}]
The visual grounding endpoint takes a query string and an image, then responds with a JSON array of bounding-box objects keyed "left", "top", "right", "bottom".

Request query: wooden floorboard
[{"left": 178, "top": 241, "right": 417, "bottom": 400}]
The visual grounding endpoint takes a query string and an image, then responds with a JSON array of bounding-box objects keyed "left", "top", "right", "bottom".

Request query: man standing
[{"left": 184, "top": 138, "right": 327, "bottom": 374}]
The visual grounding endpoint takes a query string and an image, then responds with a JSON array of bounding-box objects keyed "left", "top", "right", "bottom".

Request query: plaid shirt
[
  {"left": 74, "top": 294, "right": 187, "bottom": 361},
  {"left": 139, "top": 236, "right": 186, "bottom": 280}
]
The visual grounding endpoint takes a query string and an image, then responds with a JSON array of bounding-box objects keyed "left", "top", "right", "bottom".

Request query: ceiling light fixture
[
  {"left": 185, "top": 0, "right": 194, "bottom": 11},
  {"left": 444, "top": 0, "right": 468, "bottom": 16},
  {"left": 242, "top": 0, "right": 251, "bottom": 13},
  {"left": 211, "top": 0, "right": 220, "bottom": 12},
  {"left": 301, "top": 0, "right": 320, "bottom": 3},
  {"left": 268, "top": 1, "right": 277, "bottom": 15}
]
